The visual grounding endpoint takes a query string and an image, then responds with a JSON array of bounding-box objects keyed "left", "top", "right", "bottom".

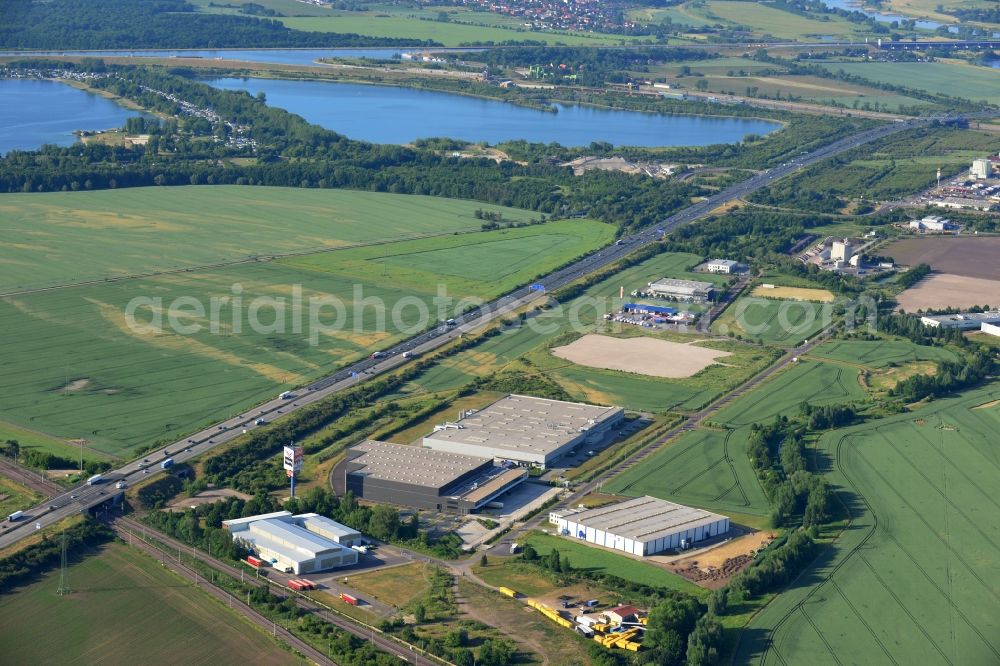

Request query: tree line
[
  {"left": 0, "top": 0, "right": 434, "bottom": 49},
  {"left": 0, "top": 520, "right": 113, "bottom": 593}
]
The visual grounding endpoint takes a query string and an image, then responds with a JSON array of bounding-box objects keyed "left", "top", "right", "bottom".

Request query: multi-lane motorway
[{"left": 0, "top": 111, "right": 982, "bottom": 551}]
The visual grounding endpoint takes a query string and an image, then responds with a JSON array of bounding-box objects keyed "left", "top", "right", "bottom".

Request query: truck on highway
[
  {"left": 279, "top": 391, "right": 294, "bottom": 400},
  {"left": 161, "top": 458, "right": 174, "bottom": 469},
  {"left": 370, "top": 351, "right": 384, "bottom": 359},
  {"left": 86, "top": 474, "right": 103, "bottom": 486},
  {"left": 7, "top": 510, "right": 24, "bottom": 522}
]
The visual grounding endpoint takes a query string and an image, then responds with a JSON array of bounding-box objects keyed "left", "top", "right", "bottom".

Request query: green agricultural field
[
  {"left": 712, "top": 360, "right": 866, "bottom": 428},
  {"left": 280, "top": 15, "right": 639, "bottom": 46},
  {"left": 525, "top": 532, "right": 707, "bottom": 596},
  {"left": 604, "top": 428, "right": 772, "bottom": 519},
  {"left": 282, "top": 220, "right": 614, "bottom": 299},
  {"left": 711, "top": 297, "right": 830, "bottom": 346},
  {"left": 0, "top": 186, "right": 540, "bottom": 291},
  {"left": 0, "top": 221, "right": 610, "bottom": 455},
  {"left": 0, "top": 542, "right": 295, "bottom": 665},
  {"left": 0, "top": 420, "right": 112, "bottom": 464},
  {"left": 695, "top": 74, "right": 929, "bottom": 111},
  {"left": 738, "top": 382, "right": 1000, "bottom": 665},
  {"left": 809, "top": 338, "right": 959, "bottom": 369},
  {"left": 820, "top": 61, "right": 1000, "bottom": 105},
  {"left": 699, "top": 1, "right": 869, "bottom": 39}
]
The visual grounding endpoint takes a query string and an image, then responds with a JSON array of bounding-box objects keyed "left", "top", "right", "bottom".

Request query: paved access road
[{"left": 0, "top": 112, "right": 978, "bottom": 552}]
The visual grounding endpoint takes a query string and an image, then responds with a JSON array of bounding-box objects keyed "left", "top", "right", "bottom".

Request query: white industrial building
[
  {"left": 549, "top": 496, "right": 730, "bottom": 557},
  {"left": 645, "top": 278, "right": 715, "bottom": 302},
  {"left": 423, "top": 394, "right": 623, "bottom": 468},
  {"left": 908, "top": 215, "right": 954, "bottom": 232},
  {"left": 703, "top": 259, "right": 744, "bottom": 274},
  {"left": 971, "top": 158, "right": 992, "bottom": 180},
  {"left": 980, "top": 322, "right": 1000, "bottom": 337},
  {"left": 831, "top": 239, "right": 854, "bottom": 263},
  {"left": 223, "top": 511, "right": 360, "bottom": 574},
  {"left": 920, "top": 311, "right": 1000, "bottom": 331}
]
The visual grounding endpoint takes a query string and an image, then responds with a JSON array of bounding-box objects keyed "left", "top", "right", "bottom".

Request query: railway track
[{"left": 112, "top": 516, "right": 449, "bottom": 666}]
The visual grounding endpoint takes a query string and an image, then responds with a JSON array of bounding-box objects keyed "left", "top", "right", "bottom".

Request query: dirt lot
[
  {"left": 551, "top": 335, "right": 731, "bottom": 378},
  {"left": 662, "top": 531, "right": 776, "bottom": 589},
  {"left": 885, "top": 237, "right": 1000, "bottom": 281},
  {"left": 751, "top": 285, "right": 835, "bottom": 303},
  {"left": 165, "top": 488, "right": 250, "bottom": 511},
  {"left": 895, "top": 273, "right": 1000, "bottom": 311}
]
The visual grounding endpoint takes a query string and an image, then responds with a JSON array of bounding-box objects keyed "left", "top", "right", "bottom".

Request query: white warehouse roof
[
  {"left": 249, "top": 520, "right": 340, "bottom": 560},
  {"left": 561, "top": 496, "right": 727, "bottom": 543},
  {"left": 297, "top": 513, "right": 362, "bottom": 542}
]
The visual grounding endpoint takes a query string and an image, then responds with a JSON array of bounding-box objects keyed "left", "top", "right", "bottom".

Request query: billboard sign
[{"left": 283, "top": 445, "right": 303, "bottom": 473}]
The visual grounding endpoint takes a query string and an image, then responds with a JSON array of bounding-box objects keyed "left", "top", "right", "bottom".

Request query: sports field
[
  {"left": 0, "top": 542, "right": 294, "bottom": 665},
  {"left": 808, "top": 338, "right": 958, "bottom": 369},
  {"left": 711, "top": 297, "right": 830, "bottom": 346},
  {"left": 739, "top": 383, "right": 1000, "bottom": 665},
  {"left": 0, "top": 186, "right": 540, "bottom": 291},
  {"left": 0, "top": 212, "right": 610, "bottom": 455},
  {"left": 821, "top": 61, "right": 1000, "bottom": 105}
]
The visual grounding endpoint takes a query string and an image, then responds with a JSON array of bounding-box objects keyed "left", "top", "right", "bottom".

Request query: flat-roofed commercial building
[
  {"left": 920, "top": 310, "right": 1000, "bottom": 330},
  {"left": 549, "top": 496, "right": 729, "bottom": 556},
  {"left": 422, "top": 394, "right": 623, "bottom": 468},
  {"left": 332, "top": 440, "right": 527, "bottom": 513},
  {"left": 645, "top": 278, "right": 715, "bottom": 302},
  {"left": 222, "top": 511, "right": 360, "bottom": 574}
]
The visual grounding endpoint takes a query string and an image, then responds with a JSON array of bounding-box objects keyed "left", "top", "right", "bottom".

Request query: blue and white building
[{"left": 223, "top": 511, "right": 360, "bottom": 574}]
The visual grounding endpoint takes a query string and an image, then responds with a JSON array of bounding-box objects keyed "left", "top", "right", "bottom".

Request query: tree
[
  {"left": 645, "top": 596, "right": 703, "bottom": 663},
  {"left": 696, "top": 79, "right": 709, "bottom": 91},
  {"left": 413, "top": 604, "right": 426, "bottom": 623},
  {"left": 367, "top": 504, "right": 400, "bottom": 541},
  {"left": 686, "top": 614, "right": 723, "bottom": 665},
  {"left": 479, "top": 554, "right": 488, "bottom": 568}
]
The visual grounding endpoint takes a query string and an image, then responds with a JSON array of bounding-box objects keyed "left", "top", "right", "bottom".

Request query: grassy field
[
  {"left": 280, "top": 15, "right": 639, "bottom": 46},
  {"left": 0, "top": 211, "right": 610, "bottom": 455},
  {"left": 0, "top": 542, "right": 295, "bottom": 664},
  {"left": 808, "top": 338, "right": 959, "bottom": 369},
  {"left": 712, "top": 360, "right": 866, "bottom": 427},
  {"left": 0, "top": 419, "right": 112, "bottom": 464},
  {"left": 738, "top": 382, "right": 1000, "bottom": 664},
  {"left": 525, "top": 532, "right": 707, "bottom": 596},
  {"left": 699, "top": 1, "right": 869, "bottom": 39},
  {"left": 820, "top": 61, "right": 1000, "bottom": 105},
  {"left": 0, "top": 186, "right": 543, "bottom": 291},
  {"left": 711, "top": 297, "right": 830, "bottom": 346},
  {"left": 394, "top": 250, "right": 768, "bottom": 412},
  {"left": 604, "top": 428, "right": 772, "bottom": 519},
  {"left": 281, "top": 220, "right": 614, "bottom": 299},
  {"left": 0, "top": 476, "right": 42, "bottom": 518},
  {"left": 605, "top": 358, "right": 867, "bottom": 521},
  {"left": 341, "top": 562, "right": 433, "bottom": 609}
]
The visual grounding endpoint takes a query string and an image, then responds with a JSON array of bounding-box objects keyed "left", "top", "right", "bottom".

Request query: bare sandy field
[
  {"left": 551, "top": 334, "right": 731, "bottom": 378},
  {"left": 896, "top": 273, "right": 1000, "bottom": 311},
  {"left": 751, "top": 285, "right": 835, "bottom": 302},
  {"left": 885, "top": 237, "right": 1000, "bottom": 281}
]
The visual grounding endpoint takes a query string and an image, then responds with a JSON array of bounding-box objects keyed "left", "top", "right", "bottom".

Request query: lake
[
  {"left": 0, "top": 79, "right": 145, "bottom": 155},
  {"left": 814, "top": 0, "right": 946, "bottom": 30},
  {"left": 205, "top": 78, "right": 780, "bottom": 147}
]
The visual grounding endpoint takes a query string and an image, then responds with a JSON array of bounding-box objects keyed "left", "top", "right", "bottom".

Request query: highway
[{"left": 0, "top": 111, "right": 978, "bottom": 552}]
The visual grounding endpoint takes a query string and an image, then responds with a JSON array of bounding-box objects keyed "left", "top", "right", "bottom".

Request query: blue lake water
[
  {"left": 815, "top": 0, "right": 946, "bottom": 30},
  {"left": 0, "top": 79, "right": 146, "bottom": 155},
  {"left": 205, "top": 77, "right": 780, "bottom": 147},
  {"left": 0, "top": 48, "right": 464, "bottom": 67}
]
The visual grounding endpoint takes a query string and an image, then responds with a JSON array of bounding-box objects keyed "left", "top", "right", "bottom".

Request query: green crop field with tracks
[
  {"left": 819, "top": 61, "right": 1000, "bottom": 105},
  {"left": 711, "top": 297, "right": 830, "bottom": 346},
  {"left": 0, "top": 186, "right": 541, "bottom": 292},
  {"left": 738, "top": 383, "right": 1000, "bottom": 665},
  {"left": 0, "top": 191, "right": 610, "bottom": 456},
  {"left": 0, "top": 542, "right": 294, "bottom": 665},
  {"left": 808, "top": 338, "right": 959, "bottom": 369}
]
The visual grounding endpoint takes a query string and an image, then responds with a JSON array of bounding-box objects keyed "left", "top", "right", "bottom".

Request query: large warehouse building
[
  {"left": 332, "top": 440, "right": 527, "bottom": 513},
  {"left": 549, "top": 496, "right": 730, "bottom": 556},
  {"left": 920, "top": 310, "right": 1000, "bottom": 330},
  {"left": 422, "top": 394, "right": 623, "bottom": 468},
  {"left": 645, "top": 278, "right": 715, "bottom": 302},
  {"left": 222, "top": 511, "right": 360, "bottom": 574}
]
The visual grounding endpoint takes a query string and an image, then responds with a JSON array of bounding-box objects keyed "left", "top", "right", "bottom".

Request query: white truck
[
  {"left": 7, "top": 510, "right": 24, "bottom": 522},
  {"left": 87, "top": 474, "right": 104, "bottom": 486}
]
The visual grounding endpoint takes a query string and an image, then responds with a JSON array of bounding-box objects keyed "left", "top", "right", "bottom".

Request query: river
[
  {"left": 206, "top": 77, "right": 780, "bottom": 147},
  {"left": 0, "top": 79, "right": 146, "bottom": 155}
]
